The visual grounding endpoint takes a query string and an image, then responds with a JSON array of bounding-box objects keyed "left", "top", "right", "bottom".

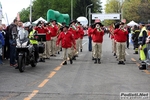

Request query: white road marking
[
  {"left": 82, "top": 41, "right": 88, "bottom": 46},
  {"left": 125, "top": 51, "right": 129, "bottom": 55}
]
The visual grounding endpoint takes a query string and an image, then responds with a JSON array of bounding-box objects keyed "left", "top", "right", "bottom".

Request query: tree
[
  {"left": 20, "top": 7, "right": 30, "bottom": 22},
  {"left": 104, "top": 0, "right": 121, "bottom": 25},
  {"left": 73, "top": 0, "right": 103, "bottom": 19},
  {"left": 123, "top": 0, "right": 150, "bottom": 23},
  {"left": 19, "top": 0, "right": 103, "bottom": 23}
]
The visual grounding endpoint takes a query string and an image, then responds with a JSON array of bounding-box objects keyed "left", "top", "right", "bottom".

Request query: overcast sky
[{"left": 1, "top": 0, "right": 106, "bottom": 24}]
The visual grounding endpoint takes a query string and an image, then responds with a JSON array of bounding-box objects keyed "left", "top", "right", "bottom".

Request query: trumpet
[
  {"left": 96, "top": 24, "right": 101, "bottom": 32},
  {"left": 49, "top": 23, "right": 54, "bottom": 28},
  {"left": 71, "top": 25, "right": 77, "bottom": 30}
]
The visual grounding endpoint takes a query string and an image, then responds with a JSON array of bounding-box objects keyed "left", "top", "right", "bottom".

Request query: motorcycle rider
[{"left": 29, "top": 26, "right": 39, "bottom": 63}]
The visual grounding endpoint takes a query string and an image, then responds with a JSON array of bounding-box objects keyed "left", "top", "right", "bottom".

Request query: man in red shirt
[
  {"left": 57, "top": 25, "right": 75, "bottom": 65},
  {"left": 34, "top": 21, "right": 49, "bottom": 62},
  {"left": 49, "top": 20, "right": 58, "bottom": 57},
  {"left": 78, "top": 23, "right": 84, "bottom": 52},
  {"left": 69, "top": 20, "right": 80, "bottom": 58},
  {"left": 45, "top": 23, "right": 51, "bottom": 59},
  {"left": 114, "top": 22, "right": 128, "bottom": 65},
  {"left": 91, "top": 22, "right": 104, "bottom": 64}
]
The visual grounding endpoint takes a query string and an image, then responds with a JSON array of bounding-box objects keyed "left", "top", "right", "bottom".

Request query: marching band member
[
  {"left": 69, "top": 20, "right": 79, "bottom": 60},
  {"left": 114, "top": 22, "right": 128, "bottom": 65},
  {"left": 91, "top": 22, "right": 104, "bottom": 64},
  {"left": 77, "top": 22, "right": 84, "bottom": 52},
  {"left": 49, "top": 19, "right": 58, "bottom": 57},
  {"left": 34, "top": 21, "right": 49, "bottom": 62},
  {"left": 57, "top": 25, "right": 75, "bottom": 65}
]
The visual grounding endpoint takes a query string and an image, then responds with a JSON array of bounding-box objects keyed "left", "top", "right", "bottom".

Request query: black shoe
[
  {"left": 92, "top": 57, "right": 95, "bottom": 60},
  {"left": 15, "top": 66, "right": 19, "bottom": 69},
  {"left": 58, "top": 52, "right": 60, "bottom": 54},
  {"left": 113, "top": 53, "right": 116, "bottom": 56},
  {"left": 118, "top": 61, "right": 122, "bottom": 64},
  {"left": 60, "top": 48, "right": 62, "bottom": 51},
  {"left": 124, "top": 59, "right": 126, "bottom": 61},
  {"left": 133, "top": 51, "right": 138, "bottom": 54},
  {"left": 98, "top": 59, "right": 101, "bottom": 64},
  {"left": 45, "top": 57, "right": 50, "bottom": 59},
  {"left": 70, "top": 58, "right": 73, "bottom": 64},
  {"left": 122, "top": 61, "right": 125, "bottom": 65},
  {"left": 42, "top": 58, "right": 45, "bottom": 62},
  {"left": 63, "top": 61, "right": 67, "bottom": 65},
  {"left": 39, "top": 58, "right": 43, "bottom": 62},
  {"left": 80, "top": 49, "right": 82, "bottom": 52},
  {"left": 72, "top": 56, "right": 76, "bottom": 60},
  {"left": 94, "top": 59, "right": 97, "bottom": 64}
]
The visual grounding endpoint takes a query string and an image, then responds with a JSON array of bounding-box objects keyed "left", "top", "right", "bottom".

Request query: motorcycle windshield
[{"left": 18, "top": 29, "right": 28, "bottom": 40}]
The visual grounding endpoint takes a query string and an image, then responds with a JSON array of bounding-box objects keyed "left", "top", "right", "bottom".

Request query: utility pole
[
  {"left": 30, "top": 0, "right": 32, "bottom": 24},
  {"left": 88, "top": 8, "right": 91, "bottom": 26},
  {"left": 121, "top": 0, "right": 124, "bottom": 20},
  {"left": 71, "top": 0, "right": 73, "bottom": 20}
]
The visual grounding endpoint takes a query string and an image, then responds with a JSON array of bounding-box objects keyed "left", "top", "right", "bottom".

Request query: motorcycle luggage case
[{"left": 38, "top": 42, "right": 45, "bottom": 53}]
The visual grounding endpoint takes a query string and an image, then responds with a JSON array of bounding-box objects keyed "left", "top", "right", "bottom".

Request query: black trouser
[
  {"left": 126, "top": 34, "right": 129, "bottom": 48},
  {"left": 33, "top": 44, "right": 39, "bottom": 61}
]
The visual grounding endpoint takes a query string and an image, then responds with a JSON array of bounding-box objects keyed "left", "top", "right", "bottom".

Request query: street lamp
[
  {"left": 30, "top": 0, "right": 32, "bottom": 24},
  {"left": 85, "top": 4, "right": 93, "bottom": 18}
]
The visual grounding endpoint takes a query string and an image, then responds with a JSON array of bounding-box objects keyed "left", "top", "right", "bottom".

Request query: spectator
[
  {"left": 9, "top": 18, "right": 19, "bottom": 67},
  {"left": 0, "top": 25, "right": 5, "bottom": 64}
]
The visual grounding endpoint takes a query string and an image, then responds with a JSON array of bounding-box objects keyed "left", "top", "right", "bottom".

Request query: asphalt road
[{"left": 0, "top": 35, "right": 150, "bottom": 100}]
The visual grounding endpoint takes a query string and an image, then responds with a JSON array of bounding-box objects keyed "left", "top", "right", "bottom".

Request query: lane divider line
[
  {"left": 38, "top": 79, "right": 49, "bottom": 88},
  {"left": 48, "top": 71, "right": 56, "bottom": 78},
  {"left": 24, "top": 62, "right": 63, "bottom": 99},
  {"left": 54, "top": 66, "right": 61, "bottom": 71},
  {"left": 24, "top": 90, "right": 39, "bottom": 100},
  {"left": 144, "top": 70, "right": 150, "bottom": 74},
  {"left": 131, "top": 58, "right": 136, "bottom": 62},
  {"left": 131, "top": 58, "right": 150, "bottom": 74},
  {"left": 125, "top": 51, "right": 129, "bottom": 55},
  {"left": 82, "top": 41, "right": 87, "bottom": 46}
]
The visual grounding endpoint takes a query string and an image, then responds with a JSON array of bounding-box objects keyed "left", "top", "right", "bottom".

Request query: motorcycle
[{"left": 16, "top": 30, "right": 37, "bottom": 72}]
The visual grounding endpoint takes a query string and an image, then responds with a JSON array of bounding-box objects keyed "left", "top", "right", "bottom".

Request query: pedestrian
[
  {"left": 126, "top": 26, "right": 131, "bottom": 49},
  {"left": 138, "top": 22, "right": 148, "bottom": 70},
  {"left": 114, "top": 22, "right": 128, "bottom": 65},
  {"left": 88, "top": 25, "right": 94, "bottom": 52},
  {"left": 91, "top": 22, "right": 104, "bottom": 64},
  {"left": 131, "top": 25, "right": 140, "bottom": 54},
  {"left": 0, "top": 25, "right": 5, "bottom": 64},
  {"left": 57, "top": 25, "right": 75, "bottom": 65},
  {"left": 9, "top": 18, "right": 19, "bottom": 67}
]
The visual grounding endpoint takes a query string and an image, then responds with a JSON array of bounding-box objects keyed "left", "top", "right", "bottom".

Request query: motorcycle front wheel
[{"left": 18, "top": 56, "right": 26, "bottom": 72}]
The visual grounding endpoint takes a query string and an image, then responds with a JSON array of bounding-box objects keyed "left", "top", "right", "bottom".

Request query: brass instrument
[{"left": 96, "top": 24, "right": 101, "bottom": 32}]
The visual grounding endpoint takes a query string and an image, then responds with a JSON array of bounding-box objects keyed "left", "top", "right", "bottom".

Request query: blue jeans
[
  {"left": 0, "top": 56, "right": 2, "bottom": 64},
  {"left": 9, "top": 39, "right": 17, "bottom": 65},
  {"left": 88, "top": 36, "right": 92, "bottom": 51}
]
